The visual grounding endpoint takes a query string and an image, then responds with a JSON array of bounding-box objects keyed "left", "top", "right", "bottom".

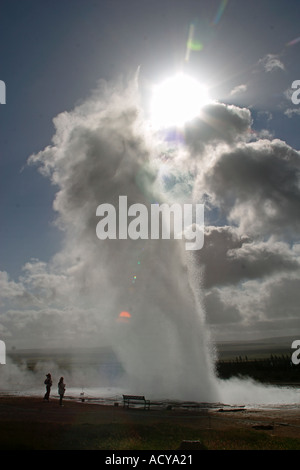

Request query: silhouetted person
[
  {"left": 58, "top": 377, "right": 66, "bottom": 406},
  {"left": 43, "top": 373, "right": 52, "bottom": 401}
]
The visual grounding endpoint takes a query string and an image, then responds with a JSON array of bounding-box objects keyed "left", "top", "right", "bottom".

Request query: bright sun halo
[{"left": 150, "top": 73, "right": 210, "bottom": 129}]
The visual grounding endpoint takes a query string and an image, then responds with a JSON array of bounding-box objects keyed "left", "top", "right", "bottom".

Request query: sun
[{"left": 150, "top": 73, "right": 210, "bottom": 130}]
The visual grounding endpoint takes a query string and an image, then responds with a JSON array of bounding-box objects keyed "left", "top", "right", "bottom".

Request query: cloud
[
  {"left": 230, "top": 84, "right": 248, "bottom": 96},
  {"left": 196, "top": 226, "right": 300, "bottom": 289},
  {"left": 205, "top": 269, "right": 300, "bottom": 340},
  {"left": 195, "top": 138, "right": 300, "bottom": 239},
  {"left": 284, "top": 108, "right": 300, "bottom": 118},
  {"left": 259, "top": 53, "right": 285, "bottom": 73},
  {"left": 183, "top": 120, "right": 300, "bottom": 339},
  {"left": 192, "top": 225, "right": 300, "bottom": 339},
  {"left": 184, "top": 101, "right": 252, "bottom": 155},
  {"left": 0, "top": 270, "right": 38, "bottom": 307},
  {"left": 204, "top": 287, "right": 241, "bottom": 325}
]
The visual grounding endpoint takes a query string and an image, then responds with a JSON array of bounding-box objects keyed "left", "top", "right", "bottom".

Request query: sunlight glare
[{"left": 150, "top": 73, "right": 210, "bottom": 129}]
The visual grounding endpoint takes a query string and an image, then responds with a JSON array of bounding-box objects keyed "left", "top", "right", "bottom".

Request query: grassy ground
[
  {"left": 1, "top": 397, "right": 300, "bottom": 450},
  {"left": 2, "top": 421, "right": 300, "bottom": 450}
]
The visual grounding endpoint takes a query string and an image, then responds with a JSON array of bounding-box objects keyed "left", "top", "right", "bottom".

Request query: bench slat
[{"left": 123, "top": 395, "right": 145, "bottom": 400}]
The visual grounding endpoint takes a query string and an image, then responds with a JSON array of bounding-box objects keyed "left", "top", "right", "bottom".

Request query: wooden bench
[{"left": 122, "top": 394, "right": 150, "bottom": 410}]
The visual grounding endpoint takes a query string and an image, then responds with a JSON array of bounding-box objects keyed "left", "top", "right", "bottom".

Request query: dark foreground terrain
[{"left": 1, "top": 396, "right": 300, "bottom": 450}]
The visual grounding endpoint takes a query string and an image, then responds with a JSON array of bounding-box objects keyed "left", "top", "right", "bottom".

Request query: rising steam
[{"left": 1, "top": 72, "right": 300, "bottom": 405}]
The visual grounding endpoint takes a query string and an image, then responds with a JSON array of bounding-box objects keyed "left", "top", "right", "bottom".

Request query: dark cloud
[
  {"left": 184, "top": 102, "right": 252, "bottom": 155},
  {"left": 197, "top": 139, "right": 300, "bottom": 239},
  {"left": 204, "top": 287, "right": 241, "bottom": 325},
  {"left": 196, "top": 226, "right": 300, "bottom": 289}
]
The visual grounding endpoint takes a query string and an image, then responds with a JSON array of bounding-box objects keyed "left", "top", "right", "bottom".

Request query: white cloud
[
  {"left": 259, "top": 53, "right": 285, "bottom": 72},
  {"left": 284, "top": 108, "right": 300, "bottom": 118},
  {"left": 230, "top": 84, "right": 248, "bottom": 96}
]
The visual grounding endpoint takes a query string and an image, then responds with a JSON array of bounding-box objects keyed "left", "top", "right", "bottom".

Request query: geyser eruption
[
  {"left": 23, "top": 73, "right": 300, "bottom": 406},
  {"left": 28, "top": 76, "right": 219, "bottom": 402}
]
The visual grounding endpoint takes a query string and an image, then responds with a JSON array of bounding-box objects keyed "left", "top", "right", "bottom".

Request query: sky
[{"left": 1, "top": 0, "right": 300, "bottom": 352}]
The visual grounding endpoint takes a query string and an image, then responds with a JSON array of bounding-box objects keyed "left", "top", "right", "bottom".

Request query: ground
[{"left": 0, "top": 396, "right": 300, "bottom": 451}]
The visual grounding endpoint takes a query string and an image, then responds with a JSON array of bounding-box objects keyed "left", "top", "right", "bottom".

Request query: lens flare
[
  {"left": 212, "top": 0, "right": 228, "bottom": 26},
  {"left": 119, "top": 311, "right": 131, "bottom": 318},
  {"left": 286, "top": 36, "right": 300, "bottom": 47},
  {"left": 185, "top": 23, "right": 204, "bottom": 62},
  {"left": 118, "top": 311, "right": 132, "bottom": 323}
]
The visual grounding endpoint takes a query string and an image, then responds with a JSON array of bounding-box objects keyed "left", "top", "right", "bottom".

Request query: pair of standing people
[{"left": 44, "top": 373, "right": 66, "bottom": 406}]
